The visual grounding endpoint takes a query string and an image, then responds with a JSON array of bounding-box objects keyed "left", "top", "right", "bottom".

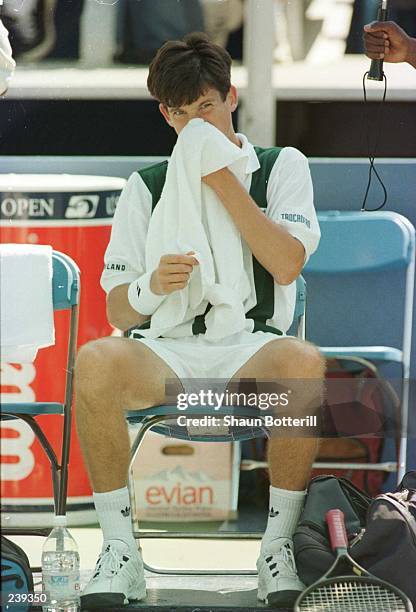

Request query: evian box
[{"left": 129, "top": 431, "right": 240, "bottom": 522}]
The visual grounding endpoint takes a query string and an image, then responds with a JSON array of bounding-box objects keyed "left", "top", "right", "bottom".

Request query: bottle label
[{"left": 43, "top": 571, "right": 80, "bottom": 600}]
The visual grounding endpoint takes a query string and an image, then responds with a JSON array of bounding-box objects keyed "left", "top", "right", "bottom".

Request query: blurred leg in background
[
  {"left": 2, "top": 0, "right": 58, "bottom": 61},
  {"left": 47, "top": 0, "right": 85, "bottom": 59},
  {"left": 273, "top": 0, "right": 292, "bottom": 62},
  {"left": 200, "top": 0, "right": 243, "bottom": 49},
  {"left": 346, "top": 0, "right": 381, "bottom": 53}
]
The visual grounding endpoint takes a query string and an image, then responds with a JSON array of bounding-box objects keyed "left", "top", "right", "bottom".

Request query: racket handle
[
  {"left": 326, "top": 509, "right": 349, "bottom": 552},
  {"left": 367, "top": 5, "right": 388, "bottom": 81},
  {"left": 368, "top": 58, "right": 384, "bottom": 81}
]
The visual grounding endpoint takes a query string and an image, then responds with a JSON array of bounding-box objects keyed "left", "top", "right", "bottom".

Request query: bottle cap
[{"left": 53, "top": 514, "right": 67, "bottom": 527}]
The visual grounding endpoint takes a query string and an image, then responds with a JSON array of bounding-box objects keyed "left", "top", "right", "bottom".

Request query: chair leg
[
  {"left": 58, "top": 411, "right": 72, "bottom": 516},
  {"left": 18, "top": 415, "right": 60, "bottom": 513},
  {"left": 129, "top": 415, "right": 170, "bottom": 469},
  {"left": 128, "top": 415, "right": 175, "bottom": 536},
  {"left": 58, "top": 359, "right": 76, "bottom": 516},
  {"left": 397, "top": 375, "right": 410, "bottom": 484},
  {"left": 127, "top": 415, "right": 259, "bottom": 575}
]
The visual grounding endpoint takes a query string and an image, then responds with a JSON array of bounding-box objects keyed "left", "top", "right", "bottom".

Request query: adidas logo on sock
[
  {"left": 269, "top": 507, "right": 279, "bottom": 518},
  {"left": 121, "top": 506, "right": 131, "bottom": 517}
]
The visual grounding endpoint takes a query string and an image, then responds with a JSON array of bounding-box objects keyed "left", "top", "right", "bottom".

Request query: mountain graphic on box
[{"left": 145, "top": 465, "right": 211, "bottom": 482}]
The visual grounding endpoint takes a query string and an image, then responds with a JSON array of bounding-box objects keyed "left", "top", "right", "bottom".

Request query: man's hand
[
  {"left": 363, "top": 21, "right": 416, "bottom": 67},
  {"left": 150, "top": 252, "right": 199, "bottom": 295}
]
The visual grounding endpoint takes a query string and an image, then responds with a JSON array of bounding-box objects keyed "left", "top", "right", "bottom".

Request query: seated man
[{"left": 75, "top": 32, "right": 325, "bottom": 609}]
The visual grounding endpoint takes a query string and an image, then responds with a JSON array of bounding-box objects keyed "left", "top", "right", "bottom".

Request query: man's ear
[
  {"left": 159, "top": 103, "right": 173, "bottom": 127},
  {"left": 228, "top": 85, "right": 238, "bottom": 112}
]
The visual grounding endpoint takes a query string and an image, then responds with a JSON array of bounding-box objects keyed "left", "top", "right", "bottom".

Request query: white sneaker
[
  {"left": 257, "top": 538, "right": 305, "bottom": 608},
  {"left": 81, "top": 540, "right": 146, "bottom": 609}
]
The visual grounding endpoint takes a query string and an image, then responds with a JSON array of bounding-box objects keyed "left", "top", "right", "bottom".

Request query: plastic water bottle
[{"left": 42, "top": 515, "right": 80, "bottom": 612}]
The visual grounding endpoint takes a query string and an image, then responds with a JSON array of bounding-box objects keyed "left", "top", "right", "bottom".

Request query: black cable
[{"left": 361, "top": 71, "right": 388, "bottom": 211}]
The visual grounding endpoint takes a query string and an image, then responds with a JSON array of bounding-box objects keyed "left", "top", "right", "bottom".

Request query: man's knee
[
  {"left": 75, "top": 337, "right": 173, "bottom": 412},
  {"left": 293, "top": 339, "right": 326, "bottom": 377},
  {"left": 272, "top": 338, "right": 326, "bottom": 378},
  {"left": 75, "top": 337, "right": 125, "bottom": 400}
]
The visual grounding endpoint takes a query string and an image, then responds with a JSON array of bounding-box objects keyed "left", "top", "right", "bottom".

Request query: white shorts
[
  {"left": 135, "top": 329, "right": 288, "bottom": 394},
  {"left": 134, "top": 330, "right": 292, "bottom": 437}
]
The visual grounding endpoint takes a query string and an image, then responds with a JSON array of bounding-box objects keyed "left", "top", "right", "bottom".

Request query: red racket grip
[{"left": 326, "top": 509, "right": 349, "bottom": 552}]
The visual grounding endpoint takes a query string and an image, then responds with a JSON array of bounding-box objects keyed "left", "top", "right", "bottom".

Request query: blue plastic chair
[
  {"left": 304, "top": 211, "right": 415, "bottom": 483},
  {"left": 125, "top": 276, "right": 307, "bottom": 575},
  {"left": 1, "top": 250, "right": 80, "bottom": 534}
]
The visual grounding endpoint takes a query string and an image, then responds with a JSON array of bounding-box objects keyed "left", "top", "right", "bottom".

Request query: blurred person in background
[
  {"left": 115, "top": 0, "right": 244, "bottom": 65},
  {"left": 114, "top": 0, "right": 204, "bottom": 65},
  {"left": 0, "top": 19, "right": 16, "bottom": 95},
  {"left": 3, "top": 0, "right": 84, "bottom": 62},
  {"left": 364, "top": 16, "right": 416, "bottom": 66}
]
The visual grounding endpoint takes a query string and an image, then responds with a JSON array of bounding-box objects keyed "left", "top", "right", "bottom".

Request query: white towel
[
  {"left": 0, "top": 20, "right": 16, "bottom": 96},
  {"left": 139, "top": 118, "right": 257, "bottom": 341},
  {"left": 0, "top": 244, "right": 55, "bottom": 363}
]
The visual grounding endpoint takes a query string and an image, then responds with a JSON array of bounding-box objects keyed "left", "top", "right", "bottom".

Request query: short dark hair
[{"left": 147, "top": 32, "right": 232, "bottom": 108}]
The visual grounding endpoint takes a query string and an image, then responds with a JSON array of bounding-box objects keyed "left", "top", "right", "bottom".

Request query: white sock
[
  {"left": 93, "top": 486, "right": 136, "bottom": 550},
  {"left": 261, "top": 485, "right": 306, "bottom": 553}
]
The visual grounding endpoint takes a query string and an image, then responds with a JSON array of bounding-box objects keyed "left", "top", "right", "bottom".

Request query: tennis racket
[{"left": 294, "top": 508, "right": 413, "bottom": 612}]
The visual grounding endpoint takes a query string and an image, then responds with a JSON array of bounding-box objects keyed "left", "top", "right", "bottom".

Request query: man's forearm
[
  {"left": 106, "top": 284, "right": 150, "bottom": 332},
  {"left": 203, "top": 168, "right": 305, "bottom": 285}
]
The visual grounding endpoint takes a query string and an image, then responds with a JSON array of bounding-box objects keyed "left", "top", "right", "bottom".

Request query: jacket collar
[{"left": 236, "top": 132, "right": 261, "bottom": 175}]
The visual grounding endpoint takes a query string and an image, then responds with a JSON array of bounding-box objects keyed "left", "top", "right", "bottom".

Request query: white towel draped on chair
[
  {"left": 139, "top": 118, "right": 257, "bottom": 341},
  {"left": 0, "top": 243, "right": 55, "bottom": 362}
]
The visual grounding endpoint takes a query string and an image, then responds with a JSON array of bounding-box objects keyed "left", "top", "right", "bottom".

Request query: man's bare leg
[
  {"left": 267, "top": 438, "right": 320, "bottom": 490},
  {"left": 231, "top": 337, "right": 325, "bottom": 489},
  {"left": 230, "top": 337, "right": 325, "bottom": 606},
  {"left": 75, "top": 336, "right": 182, "bottom": 607},
  {"left": 75, "top": 336, "right": 182, "bottom": 492}
]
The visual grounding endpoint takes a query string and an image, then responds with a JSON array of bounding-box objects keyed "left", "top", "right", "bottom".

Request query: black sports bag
[
  {"left": 293, "top": 474, "right": 371, "bottom": 584},
  {"left": 294, "top": 472, "right": 416, "bottom": 606},
  {"left": 1, "top": 536, "right": 34, "bottom": 612}
]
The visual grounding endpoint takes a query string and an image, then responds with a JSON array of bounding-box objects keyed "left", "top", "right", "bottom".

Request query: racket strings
[{"left": 298, "top": 579, "right": 408, "bottom": 612}]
